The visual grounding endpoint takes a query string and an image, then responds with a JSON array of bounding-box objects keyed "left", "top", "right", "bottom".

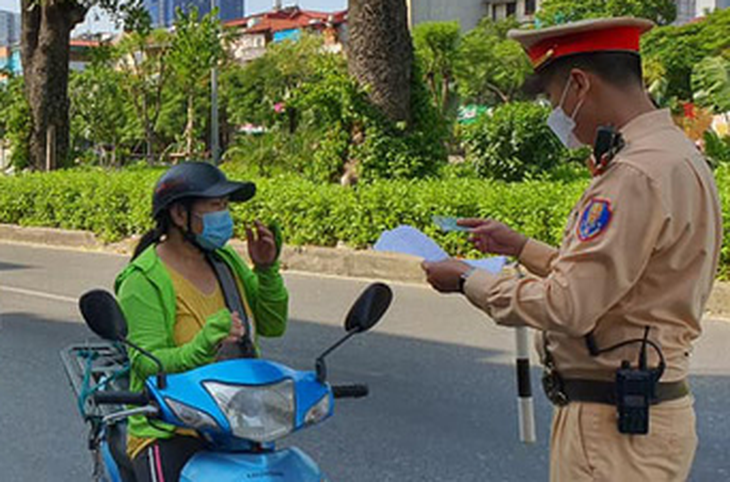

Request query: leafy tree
[
  {"left": 692, "top": 55, "right": 730, "bottom": 114},
  {"left": 68, "top": 46, "right": 133, "bottom": 166},
  {"left": 115, "top": 21, "right": 172, "bottom": 163},
  {"left": 462, "top": 102, "right": 571, "bottom": 181},
  {"left": 643, "top": 57, "right": 671, "bottom": 107},
  {"left": 222, "top": 34, "right": 330, "bottom": 134},
  {"left": 412, "top": 21, "right": 461, "bottom": 115},
  {"left": 19, "top": 0, "right": 146, "bottom": 170},
  {"left": 536, "top": 0, "right": 677, "bottom": 26},
  {"left": 222, "top": 60, "right": 276, "bottom": 129},
  {"left": 168, "top": 8, "right": 224, "bottom": 159},
  {"left": 0, "top": 76, "right": 31, "bottom": 170},
  {"left": 642, "top": 8, "right": 730, "bottom": 100},
  {"left": 20, "top": 0, "right": 88, "bottom": 169},
  {"left": 222, "top": 36, "right": 351, "bottom": 178},
  {"left": 704, "top": 130, "right": 730, "bottom": 168},
  {"left": 0, "top": 80, "right": 11, "bottom": 140},
  {"left": 454, "top": 18, "right": 531, "bottom": 105},
  {"left": 223, "top": 36, "right": 447, "bottom": 183}
]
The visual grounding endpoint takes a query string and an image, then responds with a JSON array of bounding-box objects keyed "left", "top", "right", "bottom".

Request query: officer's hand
[
  {"left": 458, "top": 218, "right": 528, "bottom": 257},
  {"left": 422, "top": 259, "right": 471, "bottom": 294}
]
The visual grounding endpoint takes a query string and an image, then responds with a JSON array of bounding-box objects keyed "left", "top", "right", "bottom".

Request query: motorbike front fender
[{"left": 180, "top": 447, "right": 324, "bottom": 482}]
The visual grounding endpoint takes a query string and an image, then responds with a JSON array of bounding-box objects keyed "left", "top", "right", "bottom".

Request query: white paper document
[{"left": 373, "top": 225, "right": 507, "bottom": 274}]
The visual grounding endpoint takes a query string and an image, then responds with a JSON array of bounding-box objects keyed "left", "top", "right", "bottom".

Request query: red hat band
[{"left": 528, "top": 26, "right": 643, "bottom": 70}]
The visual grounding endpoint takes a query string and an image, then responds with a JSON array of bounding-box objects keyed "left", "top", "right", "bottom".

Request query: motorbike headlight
[
  {"left": 304, "top": 393, "right": 331, "bottom": 426},
  {"left": 204, "top": 380, "right": 295, "bottom": 443},
  {"left": 166, "top": 398, "right": 220, "bottom": 431}
]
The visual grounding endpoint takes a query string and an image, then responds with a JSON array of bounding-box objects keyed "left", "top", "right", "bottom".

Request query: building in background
[
  {"left": 226, "top": 6, "right": 347, "bottom": 64},
  {"left": 0, "top": 44, "right": 22, "bottom": 80},
  {"left": 676, "top": 0, "right": 697, "bottom": 23},
  {"left": 696, "top": 0, "right": 730, "bottom": 15},
  {"left": 406, "top": 0, "right": 726, "bottom": 30},
  {"left": 0, "top": 10, "right": 21, "bottom": 47},
  {"left": 143, "top": 0, "right": 245, "bottom": 28},
  {"left": 406, "top": 0, "right": 541, "bottom": 31},
  {"left": 0, "top": 35, "right": 100, "bottom": 81},
  {"left": 406, "top": 0, "right": 487, "bottom": 31},
  {"left": 483, "top": 0, "right": 542, "bottom": 23},
  {"left": 69, "top": 38, "right": 103, "bottom": 71},
  {"left": 676, "top": 0, "right": 729, "bottom": 23}
]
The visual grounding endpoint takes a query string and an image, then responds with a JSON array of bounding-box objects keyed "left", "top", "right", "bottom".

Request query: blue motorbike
[{"left": 62, "top": 282, "right": 393, "bottom": 481}]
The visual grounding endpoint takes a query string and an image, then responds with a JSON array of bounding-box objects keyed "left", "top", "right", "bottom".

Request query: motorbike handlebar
[
  {"left": 93, "top": 391, "right": 150, "bottom": 406},
  {"left": 332, "top": 384, "right": 369, "bottom": 399}
]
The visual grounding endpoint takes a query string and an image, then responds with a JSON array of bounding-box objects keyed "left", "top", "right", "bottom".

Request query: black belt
[{"left": 561, "top": 379, "right": 690, "bottom": 406}]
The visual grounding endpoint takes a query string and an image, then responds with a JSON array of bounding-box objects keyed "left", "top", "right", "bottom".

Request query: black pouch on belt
[
  {"left": 585, "top": 327, "right": 663, "bottom": 436},
  {"left": 205, "top": 251, "right": 258, "bottom": 360},
  {"left": 615, "top": 360, "right": 655, "bottom": 435}
]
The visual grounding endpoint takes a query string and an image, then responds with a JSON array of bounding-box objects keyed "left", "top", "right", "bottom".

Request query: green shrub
[
  {"left": 704, "top": 130, "right": 730, "bottom": 169},
  {"left": 0, "top": 165, "right": 584, "bottom": 255},
  {"left": 1, "top": 165, "right": 729, "bottom": 279},
  {"left": 462, "top": 102, "right": 574, "bottom": 181}
]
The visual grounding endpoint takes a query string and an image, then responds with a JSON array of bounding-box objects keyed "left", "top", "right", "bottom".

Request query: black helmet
[{"left": 152, "top": 162, "right": 256, "bottom": 218}]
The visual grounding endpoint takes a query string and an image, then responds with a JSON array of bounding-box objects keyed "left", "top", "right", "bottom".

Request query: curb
[
  {"left": 0, "top": 224, "right": 100, "bottom": 250},
  {"left": 2, "top": 223, "right": 729, "bottom": 319},
  {"left": 0, "top": 224, "right": 427, "bottom": 284}
]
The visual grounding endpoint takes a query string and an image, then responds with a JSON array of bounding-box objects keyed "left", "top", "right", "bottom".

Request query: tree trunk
[
  {"left": 21, "top": 0, "right": 87, "bottom": 170},
  {"left": 142, "top": 97, "right": 155, "bottom": 164},
  {"left": 425, "top": 72, "right": 438, "bottom": 107},
  {"left": 485, "top": 83, "right": 510, "bottom": 104},
  {"left": 348, "top": 0, "right": 413, "bottom": 124},
  {"left": 441, "top": 73, "right": 451, "bottom": 114},
  {"left": 185, "top": 92, "right": 195, "bottom": 159}
]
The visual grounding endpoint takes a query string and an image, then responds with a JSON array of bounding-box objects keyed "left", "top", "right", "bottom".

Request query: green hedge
[{"left": 1, "top": 166, "right": 729, "bottom": 278}]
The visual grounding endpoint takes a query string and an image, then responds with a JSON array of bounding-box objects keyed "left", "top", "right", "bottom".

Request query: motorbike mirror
[
  {"left": 344, "top": 283, "right": 393, "bottom": 334},
  {"left": 315, "top": 283, "right": 393, "bottom": 383},
  {"left": 79, "top": 289, "right": 168, "bottom": 389},
  {"left": 79, "top": 290, "right": 128, "bottom": 341}
]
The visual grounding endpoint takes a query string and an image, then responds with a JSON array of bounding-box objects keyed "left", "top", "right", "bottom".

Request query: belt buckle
[{"left": 542, "top": 366, "right": 569, "bottom": 406}]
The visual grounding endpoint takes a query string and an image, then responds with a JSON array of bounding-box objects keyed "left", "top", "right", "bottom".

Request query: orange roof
[
  {"left": 70, "top": 39, "right": 102, "bottom": 48},
  {"left": 224, "top": 7, "right": 347, "bottom": 34}
]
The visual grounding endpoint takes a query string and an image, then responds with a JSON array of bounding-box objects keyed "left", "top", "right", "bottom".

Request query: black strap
[
  {"left": 561, "top": 379, "right": 689, "bottom": 406},
  {"left": 205, "top": 252, "right": 257, "bottom": 359}
]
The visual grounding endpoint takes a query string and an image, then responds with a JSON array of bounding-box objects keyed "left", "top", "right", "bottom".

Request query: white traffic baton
[{"left": 515, "top": 325, "right": 536, "bottom": 443}]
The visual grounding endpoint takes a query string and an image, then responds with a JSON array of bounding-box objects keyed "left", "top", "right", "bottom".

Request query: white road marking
[{"left": 0, "top": 285, "right": 76, "bottom": 304}]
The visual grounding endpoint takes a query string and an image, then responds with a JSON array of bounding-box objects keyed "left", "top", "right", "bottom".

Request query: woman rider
[{"left": 115, "top": 162, "right": 289, "bottom": 481}]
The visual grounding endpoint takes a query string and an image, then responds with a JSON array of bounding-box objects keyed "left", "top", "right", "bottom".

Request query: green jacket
[{"left": 114, "top": 244, "right": 289, "bottom": 441}]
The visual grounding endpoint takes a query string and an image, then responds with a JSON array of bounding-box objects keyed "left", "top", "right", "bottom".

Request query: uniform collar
[
  {"left": 619, "top": 108, "right": 674, "bottom": 143},
  {"left": 588, "top": 109, "right": 672, "bottom": 178}
]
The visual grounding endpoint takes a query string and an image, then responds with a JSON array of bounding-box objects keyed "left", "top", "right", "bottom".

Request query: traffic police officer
[{"left": 422, "top": 17, "right": 722, "bottom": 481}]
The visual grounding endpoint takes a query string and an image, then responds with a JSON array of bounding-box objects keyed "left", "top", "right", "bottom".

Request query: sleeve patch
[{"left": 577, "top": 198, "right": 612, "bottom": 241}]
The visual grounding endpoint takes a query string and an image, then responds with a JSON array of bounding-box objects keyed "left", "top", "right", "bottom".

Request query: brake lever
[{"left": 102, "top": 405, "right": 158, "bottom": 426}]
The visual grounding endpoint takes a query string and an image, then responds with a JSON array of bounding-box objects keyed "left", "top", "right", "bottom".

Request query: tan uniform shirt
[{"left": 464, "top": 109, "right": 722, "bottom": 382}]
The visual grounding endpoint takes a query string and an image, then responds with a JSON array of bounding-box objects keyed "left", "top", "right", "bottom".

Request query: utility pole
[{"left": 211, "top": 0, "right": 220, "bottom": 164}]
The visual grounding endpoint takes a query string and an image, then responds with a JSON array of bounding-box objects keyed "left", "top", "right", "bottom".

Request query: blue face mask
[{"left": 195, "top": 209, "right": 234, "bottom": 251}]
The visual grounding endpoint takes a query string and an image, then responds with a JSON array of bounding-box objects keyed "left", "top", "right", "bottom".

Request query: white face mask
[{"left": 547, "top": 78, "right": 586, "bottom": 149}]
